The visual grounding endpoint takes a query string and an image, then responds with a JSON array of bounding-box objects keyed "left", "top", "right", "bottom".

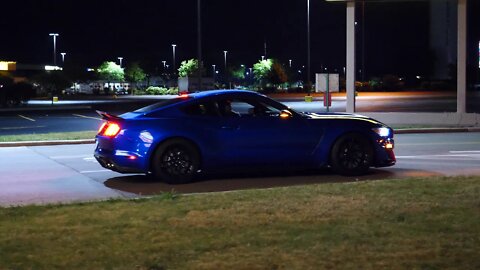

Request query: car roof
[{"left": 188, "top": 89, "right": 264, "bottom": 99}]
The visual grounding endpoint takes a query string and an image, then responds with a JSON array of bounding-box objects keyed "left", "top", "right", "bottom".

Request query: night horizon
[{"left": 1, "top": 0, "right": 479, "bottom": 79}]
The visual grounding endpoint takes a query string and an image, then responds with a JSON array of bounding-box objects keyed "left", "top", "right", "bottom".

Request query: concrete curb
[{"left": 1, "top": 128, "right": 479, "bottom": 147}]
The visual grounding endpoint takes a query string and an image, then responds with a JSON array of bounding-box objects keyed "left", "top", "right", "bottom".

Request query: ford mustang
[{"left": 94, "top": 90, "right": 395, "bottom": 184}]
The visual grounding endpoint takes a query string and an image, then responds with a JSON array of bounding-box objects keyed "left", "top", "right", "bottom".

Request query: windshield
[{"left": 134, "top": 97, "right": 192, "bottom": 113}]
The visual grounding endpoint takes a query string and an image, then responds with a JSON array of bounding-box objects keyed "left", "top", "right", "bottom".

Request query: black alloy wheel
[
  {"left": 152, "top": 139, "right": 200, "bottom": 184},
  {"left": 330, "top": 133, "right": 373, "bottom": 176}
]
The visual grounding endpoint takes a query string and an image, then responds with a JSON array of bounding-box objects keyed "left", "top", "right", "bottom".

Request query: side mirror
[{"left": 279, "top": 109, "right": 293, "bottom": 119}]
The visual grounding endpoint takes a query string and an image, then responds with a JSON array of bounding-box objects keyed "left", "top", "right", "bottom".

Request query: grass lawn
[
  {"left": 0, "top": 131, "right": 96, "bottom": 142},
  {"left": 1, "top": 176, "right": 479, "bottom": 269}
]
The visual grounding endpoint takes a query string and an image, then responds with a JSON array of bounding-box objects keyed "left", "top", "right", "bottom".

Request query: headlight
[{"left": 372, "top": 127, "right": 390, "bottom": 137}]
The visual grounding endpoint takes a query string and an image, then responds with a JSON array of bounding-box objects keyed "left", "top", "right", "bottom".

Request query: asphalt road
[
  {"left": 1, "top": 91, "right": 479, "bottom": 135},
  {"left": 1, "top": 132, "right": 479, "bottom": 206}
]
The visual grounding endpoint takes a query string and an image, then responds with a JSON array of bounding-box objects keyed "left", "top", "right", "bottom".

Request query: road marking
[
  {"left": 397, "top": 141, "right": 480, "bottom": 146},
  {"left": 72, "top": 114, "right": 102, "bottom": 121},
  {"left": 50, "top": 154, "right": 91, "bottom": 159},
  {"left": 0, "top": 125, "right": 46, "bottom": 130},
  {"left": 18, "top": 115, "right": 35, "bottom": 122},
  {"left": 449, "top": 150, "right": 480, "bottom": 154},
  {"left": 397, "top": 154, "right": 480, "bottom": 159},
  {"left": 80, "top": 169, "right": 111, "bottom": 174}
]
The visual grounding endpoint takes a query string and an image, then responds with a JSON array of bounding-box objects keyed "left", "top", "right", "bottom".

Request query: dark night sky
[{"left": 1, "top": 0, "right": 479, "bottom": 79}]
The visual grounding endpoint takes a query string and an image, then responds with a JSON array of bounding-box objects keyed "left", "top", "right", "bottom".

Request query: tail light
[{"left": 98, "top": 122, "right": 121, "bottom": 137}]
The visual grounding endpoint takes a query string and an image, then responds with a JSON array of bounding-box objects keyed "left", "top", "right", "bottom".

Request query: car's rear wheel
[
  {"left": 151, "top": 139, "right": 200, "bottom": 184},
  {"left": 330, "top": 133, "right": 374, "bottom": 176}
]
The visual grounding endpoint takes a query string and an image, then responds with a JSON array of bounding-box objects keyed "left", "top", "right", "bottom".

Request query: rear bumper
[{"left": 94, "top": 153, "right": 145, "bottom": 173}]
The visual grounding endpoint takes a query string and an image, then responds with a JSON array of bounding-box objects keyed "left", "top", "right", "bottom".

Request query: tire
[
  {"left": 151, "top": 138, "right": 200, "bottom": 184},
  {"left": 330, "top": 133, "right": 374, "bottom": 176}
]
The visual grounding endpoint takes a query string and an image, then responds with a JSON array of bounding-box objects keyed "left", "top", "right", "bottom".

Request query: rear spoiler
[{"left": 96, "top": 110, "right": 124, "bottom": 121}]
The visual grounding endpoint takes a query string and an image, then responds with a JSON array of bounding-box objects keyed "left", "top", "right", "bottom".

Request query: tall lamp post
[
  {"left": 118, "top": 57, "right": 123, "bottom": 68},
  {"left": 223, "top": 50, "right": 228, "bottom": 87},
  {"left": 172, "top": 44, "right": 177, "bottom": 74},
  {"left": 212, "top": 64, "right": 216, "bottom": 82},
  {"left": 307, "top": 0, "right": 311, "bottom": 93},
  {"left": 197, "top": 0, "right": 203, "bottom": 90},
  {"left": 49, "top": 33, "right": 59, "bottom": 66},
  {"left": 61, "top": 53, "right": 66, "bottom": 65}
]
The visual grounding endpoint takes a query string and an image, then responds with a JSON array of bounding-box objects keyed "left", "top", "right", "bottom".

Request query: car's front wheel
[
  {"left": 151, "top": 139, "right": 200, "bottom": 184},
  {"left": 330, "top": 133, "right": 374, "bottom": 176}
]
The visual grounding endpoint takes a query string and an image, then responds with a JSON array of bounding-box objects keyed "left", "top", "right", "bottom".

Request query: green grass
[
  {"left": 1, "top": 176, "right": 479, "bottom": 269},
  {"left": 0, "top": 131, "right": 96, "bottom": 142}
]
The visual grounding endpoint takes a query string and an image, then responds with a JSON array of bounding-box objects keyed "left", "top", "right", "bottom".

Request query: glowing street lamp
[
  {"left": 172, "top": 44, "right": 177, "bottom": 72},
  {"left": 118, "top": 57, "right": 123, "bottom": 67},
  {"left": 223, "top": 50, "right": 228, "bottom": 86},
  {"left": 60, "top": 52, "right": 66, "bottom": 65},
  {"left": 49, "top": 33, "right": 59, "bottom": 66}
]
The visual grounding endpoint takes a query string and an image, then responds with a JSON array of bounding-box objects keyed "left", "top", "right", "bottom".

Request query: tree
[
  {"left": 178, "top": 59, "right": 200, "bottom": 77},
  {"left": 125, "top": 62, "right": 146, "bottom": 93},
  {"left": 269, "top": 62, "right": 288, "bottom": 85},
  {"left": 252, "top": 59, "right": 288, "bottom": 89},
  {"left": 31, "top": 71, "right": 71, "bottom": 99},
  {"left": 253, "top": 59, "right": 273, "bottom": 82},
  {"left": 231, "top": 66, "right": 246, "bottom": 81},
  {"left": 97, "top": 61, "right": 124, "bottom": 82}
]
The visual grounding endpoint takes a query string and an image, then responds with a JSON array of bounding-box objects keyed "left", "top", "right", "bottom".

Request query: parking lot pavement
[{"left": 0, "top": 145, "right": 128, "bottom": 206}]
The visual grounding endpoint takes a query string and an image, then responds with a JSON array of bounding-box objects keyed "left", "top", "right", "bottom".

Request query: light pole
[
  {"left": 61, "top": 53, "right": 66, "bottom": 65},
  {"left": 289, "top": 59, "right": 292, "bottom": 67},
  {"left": 49, "top": 33, "right": 59, "bottom": 66},
  {"left": 162, "top": 60, "right": 166, "bottom": 69},
  {"left": 261, "top": 55, "right": 265, "bottom": 61},
  {"left": 223, "top": 50, "right": 228, "bottom": 87},
  {"left": 307, "top": 0, "right": 311, "bottom": 93},
  {"left": 172, "top": 44, "right": 177, "bottom": 73},
  {"left": 197, "top": 0, "right": 203, "bottom": 90},
  {"left": 118, "top": 57, "right": 123, "bottom": 67},
  {"left": 212, "top": 64, "right": 216, "bottom": 82}
]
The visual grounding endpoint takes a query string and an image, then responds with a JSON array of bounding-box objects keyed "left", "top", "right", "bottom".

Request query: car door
[{"left": 217, "top": 98, "right": 321, "bottom": 169}]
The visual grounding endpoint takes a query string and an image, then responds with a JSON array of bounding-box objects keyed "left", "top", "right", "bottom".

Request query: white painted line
[
  {"left": 18, "top": 115, "right": 36, "bottom": 122},
  {"left": 50, "top": 154, "right": 91, "bottom": 159},
  {"left": 449, "top": 150, "right": 480, "bottom": 154},
  {"left": 0, "top": 125, "right": 45, "bottom": 130},
  {"left": 397, "top": 154, "right": 480, "bottom": 159},
  {"left": 73, "top": 114, "right": 102, "bottom": 121},
  {"left": 80, "top": 169, "right": 111, "bottom": 174}
]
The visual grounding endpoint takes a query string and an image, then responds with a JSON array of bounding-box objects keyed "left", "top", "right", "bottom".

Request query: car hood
[{"left": 303, "top": 112, "right": 384, "bottom": 125}]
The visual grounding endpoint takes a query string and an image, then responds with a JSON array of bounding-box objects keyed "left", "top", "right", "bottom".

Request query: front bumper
[{"left": 374, "top": 138, "right": 396, "bottom": 167}]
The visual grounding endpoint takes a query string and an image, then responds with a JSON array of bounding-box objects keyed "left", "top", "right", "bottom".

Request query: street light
[
  {"left": 118, "top": 57, "right": 123, "bottom": 67},
  {"left": 49, "top": 33, "right": 59, "bottom": 66},
  {"left": 162, "top": 60, "right": 166, "bottom": 68},
  {"left": 223, "top": 50, "right": 228, "bottom": 86},
  {"left": 307, "top": 0, "right": 311, "bottom": 93},
  {"left": 261, "top": 55, "right": 265, "bottom": 61},
  {"left": 60, "top": 53, "right": 66, "bottom": 65},
  {"left": 289, "top": 59, "right": 292, "bottom": 67},
  {"left": 212, "top": 64, "right": 216, "bottom": 82},
  {"left": 172, "top": 44, "right": 177, "bottom": 73}
]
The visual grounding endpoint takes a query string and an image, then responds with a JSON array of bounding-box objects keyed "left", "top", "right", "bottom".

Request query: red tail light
[{"left": 98, "top": 122, "right": 121, "bottom": 137}]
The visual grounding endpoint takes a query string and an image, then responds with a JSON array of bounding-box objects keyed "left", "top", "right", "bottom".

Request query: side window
[{"left": 182, "top": 101, "right": 220, "bottom": 117}]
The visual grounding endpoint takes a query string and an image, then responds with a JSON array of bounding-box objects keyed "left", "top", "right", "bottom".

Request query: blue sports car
[{"left": 94, "top": 90, "right": 395, "bottom": 184}]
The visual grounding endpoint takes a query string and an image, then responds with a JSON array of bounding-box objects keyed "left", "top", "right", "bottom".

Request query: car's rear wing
[{"left": 96, "top": 110, "right": 124, "bottom": 121}]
